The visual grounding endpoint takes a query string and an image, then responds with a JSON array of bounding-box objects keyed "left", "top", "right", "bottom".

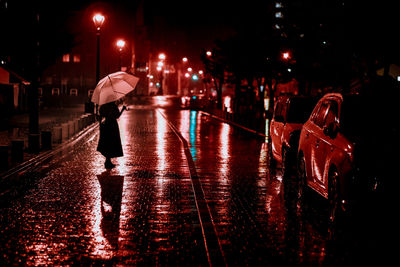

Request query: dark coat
[{"left": 97, "top": 102, "right": 123, "bottom": 158}]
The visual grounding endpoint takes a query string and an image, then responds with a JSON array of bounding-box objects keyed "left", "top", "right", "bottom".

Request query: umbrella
[{"left": 91, "top": 71, "right": 139, "bottom": 105}]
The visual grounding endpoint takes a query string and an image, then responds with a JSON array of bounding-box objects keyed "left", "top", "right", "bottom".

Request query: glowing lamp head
[
  {"left": 282, "top": 51, "right": 291, "bottom": 60},
  {"left": 182, "top": 57, "right": 188, "bottom": 62},
  {"left": 93, "top": 13, "right": 105, "bottom": 31},
  {"left": 116, "top": 39, "right": 126, "bottom": 51},
  {"left": 206, "top": 51, "right": 212, "bottom": 56},
  {"left": 158, "top": 53, "right": 166, "bottom": 60}
]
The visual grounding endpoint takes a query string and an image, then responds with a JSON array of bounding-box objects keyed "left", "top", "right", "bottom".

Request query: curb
[{"left": 0, "top": 121, "right": 99, "bottom": 181}]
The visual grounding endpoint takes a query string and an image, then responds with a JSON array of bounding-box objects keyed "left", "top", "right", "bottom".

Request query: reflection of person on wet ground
[
  {"left": 97, "top": 173, "right": 124, "bottom": 248},
  {"left": 97, "top": 101, "right": 127, "bottom": 169}
]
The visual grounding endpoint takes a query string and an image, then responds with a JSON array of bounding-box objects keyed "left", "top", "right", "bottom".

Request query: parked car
[
  {"left": 269, "top": 95, "right": 316, "bottom": 177},
  {"left": 297, "top": 90, "right": 398, "bottom": 223}
]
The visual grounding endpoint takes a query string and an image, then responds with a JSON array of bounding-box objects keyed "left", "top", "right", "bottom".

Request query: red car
[
  {"left": 297, "top": 91, "right": 395, "bottom": 223},
  {"left": 270, "top": 95, "right": 316, "bottom": 177}
]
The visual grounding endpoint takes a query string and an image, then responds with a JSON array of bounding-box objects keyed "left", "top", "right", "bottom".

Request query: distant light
[
  {"left": 157, "top": 61, "right": 164, "bottom": 67},
  {"left": 192, "top": 74, "right": 199, "bottom": 80},
  {"left": 397, "top": 76, "right": 400, "bottom": 82},
  {"left": 282, "top": 51, "right": 290, "bottom": 60},
  {"left": 187, "top": 67, "right": 192, "bottom": 72},
  {"left": 206, "top": 51, "right": 212, "bottom": 56},
  {"left": 275, "top": 12, "right": 283, "bottom": 18},
  {"left": 158, "top": 53, "right": 166, "bottom": 60},
  {"left": 275, "top": 2, "right": 283, "bottom": 8},
  {"left": 156, "top": 66, "right": 162, "bottom": 71},
  {"left": 199, "top": 70, "right": 203, "bottom": 74},
  {"left": 149, "top": 75, "right": 154, "bottom": 79},
  {"left": 287, "top": 68, "right": 292, "bottom": 72},
  {"left": 150, "top": 82, "right": 154, "bottom": 86},
  {"left": 185, "top": 73, "right": 190, "bottom": 78},
  {"left": 182, "top": 57, "right": 188, "bottom": 62},
  {"left": 156, "top": 82, "right": 160, "bottom": 87},
  {"left": 116, "top": 39, "right": 125, "bottom": 51}
]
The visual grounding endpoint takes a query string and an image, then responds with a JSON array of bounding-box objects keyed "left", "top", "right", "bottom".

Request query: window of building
[
  {"left": 62, "top": 54, "right": 70, "bottom": 62},
  {"left": 52, "top": 88, "right": 60, "bottom": 96},
  {"left": 73, "top": 54, "right": 80, "bottom": 63},
  {"left": 70, "top": 88, "right": 78, "bottom": 96}
]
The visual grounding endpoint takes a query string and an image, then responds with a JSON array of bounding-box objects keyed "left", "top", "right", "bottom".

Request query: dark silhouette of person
[{"left": 97, "top": 101, "right": 127, "bottom": 169}]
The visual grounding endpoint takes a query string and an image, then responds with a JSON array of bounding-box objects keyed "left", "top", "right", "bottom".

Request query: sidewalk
[{"left": 0, "top": 104, "right": 96, "bottom": 174}]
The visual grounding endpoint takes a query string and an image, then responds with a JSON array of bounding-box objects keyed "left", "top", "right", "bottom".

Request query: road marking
[{"left": 157, "top": 109, "right": 226, "bottom": 267}]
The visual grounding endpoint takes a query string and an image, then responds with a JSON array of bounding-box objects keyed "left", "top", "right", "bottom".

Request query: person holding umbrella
[
  {"left": 91, "top": 71, "right": 139, "bottom": 169},
  {"left": 97, "top": 101, "right": 127, "bottom": 169}
]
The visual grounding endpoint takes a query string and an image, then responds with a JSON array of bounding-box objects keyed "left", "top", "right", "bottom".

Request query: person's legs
[{"left": 105, "top": 157, "right": 115, "bottom": 169}]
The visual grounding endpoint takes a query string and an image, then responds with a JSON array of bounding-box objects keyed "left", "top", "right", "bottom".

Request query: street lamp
[
  {"left": 93, "top": 13, "right": 105, "bottom": 83},
  {"left": 157, "top": 53, "right": 166, "bottom": 94},
  {"left": 116, "top": 39, "right": 126, "bottom": 70}
]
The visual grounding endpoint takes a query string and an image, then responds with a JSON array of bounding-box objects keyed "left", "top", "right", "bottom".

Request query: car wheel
[
  {"left": 328, "top": 167, "right": 341, "bottom": 225},
  {"left": 282, "top": 147, "right": 295, "bottom": 199}
]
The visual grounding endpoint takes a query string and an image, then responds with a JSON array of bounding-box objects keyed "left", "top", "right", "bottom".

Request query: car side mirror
[{"left": 323, "top": 122, "right": 338, "bottom": 139}]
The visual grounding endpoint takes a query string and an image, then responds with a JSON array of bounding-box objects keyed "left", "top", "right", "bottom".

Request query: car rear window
[{"left": 286, "top": 97, "right": 317, "bottom": 123}]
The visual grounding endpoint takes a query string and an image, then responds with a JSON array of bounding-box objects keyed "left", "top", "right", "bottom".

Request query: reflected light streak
[
  {"left": 155, "top": 110, "right": 168, "bottom": 174},
  {"left": 258, "top": 142, "right": 268, "bottom": 187},
  {"left": 219, "top": 123, "right": 231, "bottom": 183},
  {"left": 116, "top": 112, "right": 129, "bottom": 175},
  {"left": 189, "top": 111, "right": 198, "bottom": 160}
]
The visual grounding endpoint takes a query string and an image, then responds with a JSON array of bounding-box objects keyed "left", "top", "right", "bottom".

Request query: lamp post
[
  {"left": 157, "top": 53, "right": 166, "bottom": 95},
  {"left": 116, "top": 39, "right": 126, "bottom": 71},
  {"left": 93, "top": 13, "right": 105, "bottom": 83}
]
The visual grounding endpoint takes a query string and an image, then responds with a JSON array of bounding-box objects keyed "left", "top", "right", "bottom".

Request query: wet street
[{"left": 0, "top": 96, "right": 396, "bottom": 266}]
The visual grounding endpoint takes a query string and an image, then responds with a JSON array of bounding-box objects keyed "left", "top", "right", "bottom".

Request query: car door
[
  {"left": 310, "top": 100, "right": 339, "bottom": 197},
  {"left": 270, "top": 101, "right": 287, "bottom": 161},
  {"left": 308, "top": 100, "right": 330, "bottom": 193}
]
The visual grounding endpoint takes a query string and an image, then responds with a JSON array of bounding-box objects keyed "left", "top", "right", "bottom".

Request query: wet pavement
[{"left": 0, "top": 96, "right": 396, "bottom": 266}]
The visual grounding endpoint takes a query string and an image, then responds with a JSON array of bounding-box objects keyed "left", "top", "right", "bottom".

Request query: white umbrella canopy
[{"left": 91, "top": 71, "right": 139, "bottom": 105}]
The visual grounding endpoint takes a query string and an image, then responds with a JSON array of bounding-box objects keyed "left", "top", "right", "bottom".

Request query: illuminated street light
[
  {"left": 282, "top": 51, "right": 291, "bottom": 60},
  {"left": 116, "top": 39, "right": 126, "bottom": 70},
  {"left": 158, "top": 53, "right": 166, "bottom": 60},
  {"left": 116, "top": 39, "right": 125, "bottom": 51},
  {"left": 93, "top": 13, "right": 105, "bottom": 83},
  {"left": 206, "top": 51, "right": 212, "bottom": 56},
  {"left": 187, "top": 67, "right": 192, "bottom": 72},
  {"left": 182, "top": 57, "right": 188, "bottom": 62},
  {"left": 93, "top": 13, "right": 105, "bottom": 31}
]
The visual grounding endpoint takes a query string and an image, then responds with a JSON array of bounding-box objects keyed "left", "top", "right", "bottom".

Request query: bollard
[
  {"left": 61, "top": 123, "right": 69, "bottom": 141},
  {"left": 41, "top": 131, "right": 52, "bottom": 150},
  {"left": 28, "top": 134, "right": 40, "bottom": 154},
  {"left": 78, "top": 117, "right": 83, "bottom": 131},
  {"left": 0, "top": 145, "right": 9, "bottom": 170},
  {"left": 68, "top": 121, "right": 74, "bottom": 137},
  {"left": 74, "top": 119, "right": 79, "bottom": 134},
  {"left": 52, "top": 126, "right": 62, "bottom": 144},
  {"left": 11, "top": 140, "right": 24, "bottom": 162}
]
